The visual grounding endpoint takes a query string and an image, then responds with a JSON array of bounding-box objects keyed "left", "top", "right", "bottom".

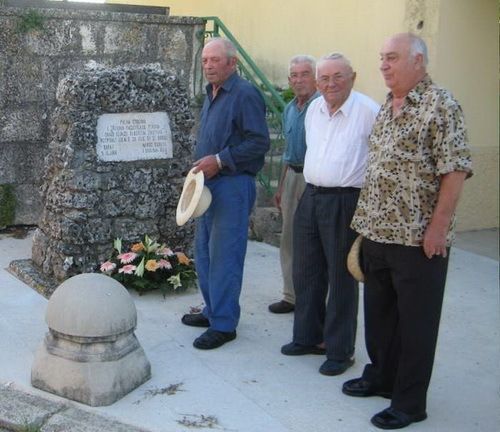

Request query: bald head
[
  {"left": 390, "top": 33, "right": 428, "bottom": 65},
  {"left": 379, "top": 33, "right": 427, "bottom": 97},
  {"left": 204, "top": 37, "right": 238, "bottom": 59},
  {"left": 316, "top": 53, "right": 353, "bottom": 79},
  {"left": 316, "top": 52, "right": 356, "bottom": 113},
  {"left": 202, "top": 37, "right": 238, "bottom": 86}
]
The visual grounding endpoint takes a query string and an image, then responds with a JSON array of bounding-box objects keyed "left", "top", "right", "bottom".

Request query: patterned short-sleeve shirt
[{"left": 351, "top": 75, "right": 473, "bottom": 246}]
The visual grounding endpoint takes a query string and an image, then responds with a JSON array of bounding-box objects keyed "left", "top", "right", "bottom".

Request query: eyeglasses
[{"left": 317, "top": 73, "right": 351, "bottom": 85}]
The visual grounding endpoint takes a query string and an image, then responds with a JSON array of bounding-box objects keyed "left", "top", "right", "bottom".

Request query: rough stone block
[
  {"left": 25, "top": 21, "right": 82, "bottom": 57},
  {"left": 0, "top": 108, "right": 46, "bottom": 142},
  {"left": 104, "top": 23, "right": 149, "bottom": 56},
  {"left": 157, "top": 26, "right": 190, "bottom": 80},
  {"left": 13, "top": 183, "right": 43, "bottom": 225},
  {"left": 1, "top": 57, "right": 45, "bottom": 103},
  {"left": 249, "top": 207, "right": 282, "bottom": 248}
]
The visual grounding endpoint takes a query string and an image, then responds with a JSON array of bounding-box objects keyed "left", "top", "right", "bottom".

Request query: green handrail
[{"left": 201, "top": 16, "right": 286, "bottom": 195}]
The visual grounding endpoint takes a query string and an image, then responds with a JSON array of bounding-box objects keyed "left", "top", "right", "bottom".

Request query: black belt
[
  {"left": 288, "top": 165, "right": 303, "bottom": 173},
  {"left": 307, "top": 183, "right": 360, "bottom": 194}
]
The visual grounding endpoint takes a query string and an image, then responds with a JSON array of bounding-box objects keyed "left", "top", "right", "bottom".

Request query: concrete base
[{"left": 31, "top": 341, "right": 151, "bottom": 407}]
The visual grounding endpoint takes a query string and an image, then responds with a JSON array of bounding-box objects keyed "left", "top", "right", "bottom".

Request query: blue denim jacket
[{"left": 195, "top": 73, "right": 270, "bottom": 176}]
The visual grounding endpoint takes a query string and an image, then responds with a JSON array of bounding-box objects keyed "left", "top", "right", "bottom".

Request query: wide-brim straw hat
[
  {"left": 176, "top": 167, "right": 212, "bottom": 226},
  {"left": 347, "top": 235, "right": 364, "bottom": 283}
]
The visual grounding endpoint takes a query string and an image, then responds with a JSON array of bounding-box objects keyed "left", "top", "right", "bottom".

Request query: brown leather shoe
[{"left": 268, "top": 300, "right": 295, "bottom": 314}]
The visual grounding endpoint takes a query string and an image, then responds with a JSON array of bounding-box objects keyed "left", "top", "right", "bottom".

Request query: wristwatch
[{"left": 215, "top": 153, "right": 223, "bottom": 170}]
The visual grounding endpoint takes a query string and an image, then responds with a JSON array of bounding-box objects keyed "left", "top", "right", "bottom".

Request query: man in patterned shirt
[{"left": 343, "top": 33, "right": 472, "bottom": 430}]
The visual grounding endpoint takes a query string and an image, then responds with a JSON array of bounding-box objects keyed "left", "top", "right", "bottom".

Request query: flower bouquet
[{"left": 99, "top": 235, "right": 197, "bottom": 295}]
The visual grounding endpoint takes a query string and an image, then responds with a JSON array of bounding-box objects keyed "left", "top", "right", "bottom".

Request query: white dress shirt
[{"left": 303, "top": 90, "right": 379, "bottom": 188}]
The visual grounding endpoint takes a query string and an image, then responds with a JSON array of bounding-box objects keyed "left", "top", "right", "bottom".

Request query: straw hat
[
  {"left": 347, "top": 235, "right": 364, "bottom": 283},
  {"left": 176, "top": 167, "right": 212, "bottom": 226}
]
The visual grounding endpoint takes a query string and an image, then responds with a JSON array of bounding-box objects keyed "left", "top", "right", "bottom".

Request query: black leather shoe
[
  {"left": 342, "top": 377, "right": 392, "bottom": 399},
  {"left": 181, "top": 313, "right": 210, "bottom": 328},
  {"left": 319, "top": 358, "right": 354, "bottom": 376},
  {"left": 193, "top": 329, "right": 237, "bottom": 350},
  {"left": 371, "top": 407, "right": 427, "bottom": 429},
  {"left": 281, "top": 342, "right": 326, "bottom": 356},
  {"left": 268, "top": 300, "right": 295, "bottom": 313}
]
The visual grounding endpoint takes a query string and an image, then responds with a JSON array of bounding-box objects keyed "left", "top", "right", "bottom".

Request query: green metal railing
[{"left": 200, "top": 16, "right": 286, "bottom": 195}]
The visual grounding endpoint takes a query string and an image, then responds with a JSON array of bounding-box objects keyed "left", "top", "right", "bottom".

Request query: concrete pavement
[{"left": 0, "top": 230, "right": 498, "bottom": 431}]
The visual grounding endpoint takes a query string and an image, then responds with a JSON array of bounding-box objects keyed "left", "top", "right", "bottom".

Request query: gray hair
[
  {"left": 408, "top": 33, "right": 428, "bottom": 66},
  {"left": 288, "top": 55, "right": 316, "bottom": 75},
  {"left": 205, "top": 37, "right": 238, "bottom": 59},
  {"left": 316, "top": 52, "right": 353, "bottom": 77}
]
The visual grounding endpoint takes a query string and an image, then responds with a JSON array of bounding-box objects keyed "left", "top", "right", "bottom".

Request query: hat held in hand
[
  {"left": 347, "top": 235, "right": 364, "bottom": 283},
  {"left": 176, "top": 167, "right": 212, "bottom": 226}
]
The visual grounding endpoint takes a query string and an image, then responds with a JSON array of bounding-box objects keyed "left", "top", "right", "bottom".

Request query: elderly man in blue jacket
[{"left": 181, "top": 37, "right": 270, "bottom": 350}]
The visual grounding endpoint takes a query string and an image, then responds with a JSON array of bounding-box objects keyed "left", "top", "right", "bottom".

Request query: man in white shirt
[{"left": 281, "top": 53, "right": 379, "bottom": 376}]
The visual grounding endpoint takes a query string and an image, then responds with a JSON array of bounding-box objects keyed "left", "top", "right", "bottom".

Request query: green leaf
[
  {"left": 144, "top": 234, "right": 160, "bottom": 253},
  {"left": 168, "top": 273, "right": 182, "bottom": 290},
  {"left": 113, "top": 238, "right": 122, "bottom": 254},
  {"left": 135, "top": 257, "right": 145, "bottom": 277}
]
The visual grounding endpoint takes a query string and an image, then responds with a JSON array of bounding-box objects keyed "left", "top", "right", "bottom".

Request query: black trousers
[
  {"left": 361, "top": 238, "right": 449, "bottom": 415},
  {"left": 292, "top": 185, "right": 359, "bottom": 361}
]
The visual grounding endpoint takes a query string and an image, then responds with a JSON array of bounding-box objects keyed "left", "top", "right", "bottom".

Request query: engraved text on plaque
[{"left": 96, "top": 112, "right": 173, "bottom": 161}]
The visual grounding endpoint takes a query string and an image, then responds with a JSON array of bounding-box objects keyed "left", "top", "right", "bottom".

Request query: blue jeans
[{"left": 195, "top": 174, "right": 256, "bottom": 332}]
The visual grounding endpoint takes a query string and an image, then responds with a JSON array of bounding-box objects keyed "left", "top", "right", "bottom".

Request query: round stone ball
[{"left": 46, "top": 273, "right": 137, "bottom": 337}]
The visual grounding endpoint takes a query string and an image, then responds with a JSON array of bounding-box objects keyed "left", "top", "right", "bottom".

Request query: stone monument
[
  {"left": 29, "top": 63, "right": 195, "bottom": 286},
  {"left": 31, "top": 273, "right": 151, "bottom": 406}
]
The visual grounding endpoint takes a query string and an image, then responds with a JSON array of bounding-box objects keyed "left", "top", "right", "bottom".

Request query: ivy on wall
[
  {"left": 16, "top": 10, "right": 45, "bottom": 33},
  {"left": 0, "top": 184, "right": 16, "bottom": 228}
]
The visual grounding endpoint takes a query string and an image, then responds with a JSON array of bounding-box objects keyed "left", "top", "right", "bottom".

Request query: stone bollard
[{"left": 31, "top": 273, "right": 151, "bottom": 406}]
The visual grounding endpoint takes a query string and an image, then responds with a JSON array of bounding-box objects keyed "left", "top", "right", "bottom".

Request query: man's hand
[
  {"left": 422, "top": 171, "right": 468, "bottom": 259},
  {"left": 273, "top": 165, "right": 289, "bottom": 212},
  {"left": 423, "top": 221, "right": 448, "bottom": 258},
  {"left": 193, "top": 155, "right": 220, "bottom": 179},
  {"left": 273, "top": 190, "right": 282, "bottom": 212}
]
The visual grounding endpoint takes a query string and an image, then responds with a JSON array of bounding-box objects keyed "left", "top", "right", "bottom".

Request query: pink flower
[
  {"left": 158, "top": 247, "right": 174, "bottom": 257},
  {"left": 117, "top": 252, "right": 138, "bottom": 264},
  {"left": 100, "top": 261, "right": 116, "bottom": 272},
  {"left": 119, "top": 264, "right": 136, "bottom": 274},
  {"left": 158, "top": 259, "right": 172, "bottom": 270}
]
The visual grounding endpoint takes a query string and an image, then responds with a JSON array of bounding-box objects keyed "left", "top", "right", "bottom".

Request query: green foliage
[
  {"left": 0, "top": 184, "right": 15, "bottom": 228},
  {"left": 281, "top": 87, "right": 295, "bottom": 104},
  {"left": 16, "top": 10, "right": 45, "bottom": 34},
  {"left": 20, "top": 425, "right": 42, "bottom": 432}
]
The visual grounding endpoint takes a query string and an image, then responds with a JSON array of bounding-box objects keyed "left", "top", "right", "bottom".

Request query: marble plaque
[{"left": 96, "top": 112, "right": 173, "bottom": 161}]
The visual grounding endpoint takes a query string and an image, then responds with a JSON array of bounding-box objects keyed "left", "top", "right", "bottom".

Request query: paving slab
[
  {"left": 0, "top": 385, "right": 150, "bottom": 432},
  {"left": 0, "top": 385, "right": 65, "bottom": 431},
  {"left": 0, "top": 230, "right": 498, "bottom": 432}
]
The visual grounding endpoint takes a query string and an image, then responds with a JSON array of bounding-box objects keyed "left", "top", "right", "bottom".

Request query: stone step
[{"left": 0, "top": 385, "right": 152, "bottom": 432}]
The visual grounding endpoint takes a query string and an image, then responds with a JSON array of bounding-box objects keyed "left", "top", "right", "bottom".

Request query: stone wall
[
  {"left": 32, "top": 64, "right": 194, "bottom": 281},
  {"left": 0, "top": 1, "right": 204, "bottom": 225}
]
